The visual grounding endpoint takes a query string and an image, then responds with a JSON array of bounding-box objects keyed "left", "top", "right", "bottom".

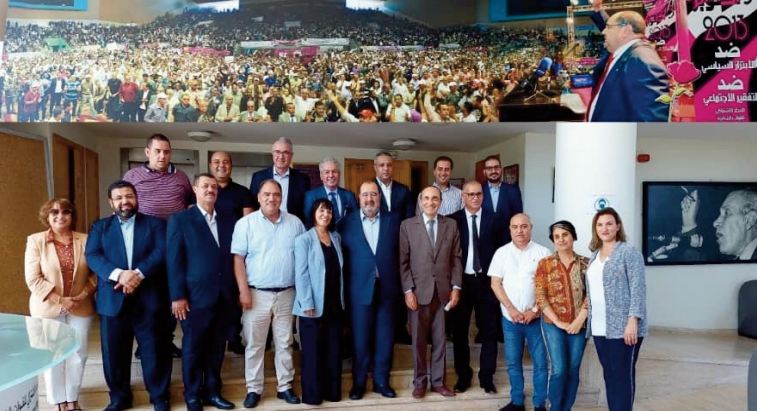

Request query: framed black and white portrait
[{"left": 643, "top": 182, "right": 757, "bottom": 266}]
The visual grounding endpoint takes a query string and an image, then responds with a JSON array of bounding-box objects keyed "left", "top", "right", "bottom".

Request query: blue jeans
[
  {"left": 541, "top": 321, "right": 587, "bottom": 411},
  {"left": 502, "top": 316, "right": 548, "bottom": 407}
]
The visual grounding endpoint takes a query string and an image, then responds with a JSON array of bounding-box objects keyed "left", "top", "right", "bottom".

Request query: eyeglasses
[
  {"left": 464, "top": 192, "right": 483, "bottom": 198},
  {"left": 273, "top": 150, "right": 292, "bottom": 156},
  {"left": 49, "top": 209, "right": 72, "bottom": 216}
]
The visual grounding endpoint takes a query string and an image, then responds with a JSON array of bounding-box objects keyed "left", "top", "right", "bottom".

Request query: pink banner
[{"left": 184, "top": 47, "right": 231, "bottom": 57}]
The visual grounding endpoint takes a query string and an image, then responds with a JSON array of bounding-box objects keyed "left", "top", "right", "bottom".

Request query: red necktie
[{"left": 587, "top": 53, "right": 615, "bottom": 121}]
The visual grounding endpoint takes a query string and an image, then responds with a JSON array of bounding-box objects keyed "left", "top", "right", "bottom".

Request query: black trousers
[
  {"left": 100, "top": 299, "right": 172, "bottom": 406},
  {"left": 299, "top": 314, "right": 343, "bottom": 405},
  {"left": 594, "top": 336, "right": 643, "bottom": 411},
  {"left": 179, "top": 300, "right": 229, "bottom": 401},
  {"left": 451, "top": 272, "right": 499, "bottom": 386}
]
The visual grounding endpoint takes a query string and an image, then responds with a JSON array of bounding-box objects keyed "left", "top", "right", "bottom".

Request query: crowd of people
[
  {"left": 26, "top": 134, "right": 647, "bottom": 411},
  {"left": 1, "top": 3, "right": 609, "bottom": 123}
]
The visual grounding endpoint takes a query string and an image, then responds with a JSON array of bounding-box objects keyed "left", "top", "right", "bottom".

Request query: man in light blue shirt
[{"left": 231, "top": 179, "right": 305, "bottom": 408}]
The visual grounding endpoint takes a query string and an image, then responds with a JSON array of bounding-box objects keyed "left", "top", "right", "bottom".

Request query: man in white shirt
[{"left": 488, "top": 213, "right": 550, "bottom": 411}]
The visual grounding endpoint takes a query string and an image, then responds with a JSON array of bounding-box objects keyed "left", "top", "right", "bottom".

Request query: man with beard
[
  {"left": 85, "top": 180, "right": 172, "bottom": 411},
  {"left": 481, "top": 155, "right": 523, "bottom": 244}
]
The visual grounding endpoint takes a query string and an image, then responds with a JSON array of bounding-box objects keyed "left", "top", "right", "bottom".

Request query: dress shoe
[
  {"left": 227, "top": 340, "right": 245, "bottom": 355},
  {"left": 348, "top": 385, "right": 365, "bottom": 400},
  {"left": 103, "top": 402, "right": 132, "bottom": 411},
  {"left": 153, "top": 400, "right": 170, "bottom": 411},
  {"left": 171, "top": 343, "right": 182, "bottom": 358},
  {"left": 242, "top": 392, "right": 260, "bottom": 408},
  {"left": 185, "top": 398, "right": 203, "bottom": 411},
  {"left": 431, "top": 385, "right": 456, "bottom": 397},
  {"left": 453, "top": 379, "right": 471, "bottom": 393},
  {"left": 372, "top": 384, "right": 397, "bottom": 398},
  {"left": 498, "top": 402, "right": 526, "bottom": 411},
  {"left": 480, "top": 382, "right": 498, "bottom": 394},
  {"left": 276, "top": 389, "right": 301, "bottom": 404},
  {"left": 203, "top": 395, "right": 234, "bottom": 410},
  {"left": 412, "top": 386, "right": 426, "bottom": 399},
  {"left": 534, "top": 407, "right": 547, "bottom": 411}
]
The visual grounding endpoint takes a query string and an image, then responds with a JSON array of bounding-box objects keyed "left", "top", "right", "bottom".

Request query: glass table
[{"left": 0, "top": 313, "right": 80, "bottom": 410}]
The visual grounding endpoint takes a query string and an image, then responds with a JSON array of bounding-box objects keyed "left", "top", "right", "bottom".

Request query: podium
[{"left": 0, "top": 313, "right": 79, "bottom": 411}]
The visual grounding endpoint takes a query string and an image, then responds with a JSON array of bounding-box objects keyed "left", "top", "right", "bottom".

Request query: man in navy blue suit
[
  {"left": 249, "top": 137, "right": 311, "bottom": 221},
  {"left": 482, "top": 155, "right": 523, "bottom": 244},
  {"left": 587, "top": 4, "right": 669, "bottom": 122},
  {"left": 167, "top": 173, "right": 237, "bottom": 411},
  {"left": 339, "top": 181, "right": 401, "bottom": 400},
  {"left": 374, "top": 151, "right": 415, "bottom": 221},
  {"left": 86, "top": 180, "right": 172, "bottom": 411},
  {"left": 303, "top": 157, "right": 358, "bottom": 228},
  {"left": 373, "top": 151, "right": 415, "bottom": 344},
  {"left": 450, "top": 181, "right": 506, "bottom": 395}
]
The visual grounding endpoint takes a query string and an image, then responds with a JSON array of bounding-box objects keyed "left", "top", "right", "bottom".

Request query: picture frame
[
  {"left": 642, "top": 181, "right": 757, "bottom": 266},
  {"left": 503, "top": 163, "right": 519, "bottom": 186}
]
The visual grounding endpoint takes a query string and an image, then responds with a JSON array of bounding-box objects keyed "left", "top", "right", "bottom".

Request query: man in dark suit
[
  {"left": 339, "top": 181, "right": 401, "bottom": 400},
  {"left": 482, "top": 155, "right": 523, "bottom": 244},
  {"left": 85, "top": 180, "right": 172, "bottom": 411},
  {"left": 374, "top": 151, "right": 415, "bottom": 221},
  {"left": 303, "top": 157, "right": 358, "bottom": 228},
  {"left": 374, "top": 150, "right": 415, "bottom": 344},
  {"left": 167, "top": 173, "right": 236, "bottom": 411},
  {"left": 450, "top": 180, "right": 506, "bottom": 394},
  {"left": 400, "top": 186, "right": 462, "bottom": 399},
  {"left": 249, "top": 137, "right": 310, "bottom": 221},
  {"left": 587, "top": 5, "right": 669, "bottom": 122}
]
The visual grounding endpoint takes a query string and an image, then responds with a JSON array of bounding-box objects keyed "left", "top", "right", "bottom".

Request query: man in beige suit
[{"left": 399, "top": 186, "right": 462, "bottom": 399}]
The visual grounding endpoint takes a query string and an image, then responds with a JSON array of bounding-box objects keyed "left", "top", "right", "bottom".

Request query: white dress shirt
[
  {"left": 198, "top": 206, "right": 219, "bottom": 246},
  {"left": 487, "top": 241, "right": 550, "bottom": 321},
  {"left": 377, "top": 179, "right": 393, "bottom": 211},
  {"left": 464, "top": 208, "right": 482, "bottom": 274},
  {"left": 273, "top": 167, "right": 290, "bottom": 212}
]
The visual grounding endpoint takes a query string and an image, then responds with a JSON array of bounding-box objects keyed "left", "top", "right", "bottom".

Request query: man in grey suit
[{"left": 399, "top": 186, "right": 462, "bottom": 399}]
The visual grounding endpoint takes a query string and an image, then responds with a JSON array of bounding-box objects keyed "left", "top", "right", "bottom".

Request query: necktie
[
  {"left": 329, "top": 192, "right": 341, "bottom": 220},
  {"left": 427, "top": 219, "right": 436, "bottom": 249},
  {"left": 472, "top": 214, "right": 481, "bottom": 273},
  {"left": 587, "top": 53, "right": 615, "bottom": 120}
]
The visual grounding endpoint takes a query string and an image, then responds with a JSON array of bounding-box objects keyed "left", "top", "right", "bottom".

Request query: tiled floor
[{"left": 37, "top": 328, "right": 756, "bottom": 411}]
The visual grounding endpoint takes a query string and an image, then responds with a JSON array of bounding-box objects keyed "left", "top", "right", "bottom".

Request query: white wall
[
  {"left": 636, "top": 137, "right": 757, "bottom": 331},
  {"left": 522, "top": 133, "right": 556, "bottom": 247},
  {"left": 95, "top": 137, "right": 474, "bottom": 217}
]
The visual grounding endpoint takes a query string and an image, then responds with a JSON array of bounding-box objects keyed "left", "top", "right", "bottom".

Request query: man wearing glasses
[
  {"left": 450, "top": 181, "right": 506, "bottom": 394},
  {"left": 481, "top": 155, "right": 523, "bottom": 244},
  {"left": 249, "top": 137, "right": 311, "bottom": 221},
  {"left": 587, "top": 1, "right": 669, "bottom": 122}
]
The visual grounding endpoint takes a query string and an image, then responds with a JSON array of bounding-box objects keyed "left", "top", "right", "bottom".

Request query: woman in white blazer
[{"left": 294, "top": 198, "right": 345, "bottom": 405}]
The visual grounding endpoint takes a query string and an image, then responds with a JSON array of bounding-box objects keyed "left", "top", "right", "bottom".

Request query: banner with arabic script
[{"left": 688, "top": 0, "right": 757, "bottom": 121}]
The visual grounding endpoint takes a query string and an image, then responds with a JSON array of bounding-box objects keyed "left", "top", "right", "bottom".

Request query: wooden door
[
  {"left": 344, "top": 158, "right": 375, "bottom": 195},
  {"left": 344, "top": 158, "right": 412, "bottom": 195},
  {"left": 53, "top": 135, "right": 99, "bottom": 232},
  {"left": 0, "top": 132, "right": 48, "bottom": 314}
]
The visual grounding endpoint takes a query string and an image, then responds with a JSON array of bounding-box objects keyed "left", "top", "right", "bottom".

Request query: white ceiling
[{"left": 5, "top": 122, "right": 755, "bottom": 153}]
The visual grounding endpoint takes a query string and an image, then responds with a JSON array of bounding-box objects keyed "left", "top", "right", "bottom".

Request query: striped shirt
[{"left": 123, "top": 163, "right": 192, "bottom": 220}]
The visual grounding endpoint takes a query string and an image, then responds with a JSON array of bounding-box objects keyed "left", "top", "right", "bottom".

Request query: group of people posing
[{"left": 24, "top": 134, "right": 646, "bottom": 411}]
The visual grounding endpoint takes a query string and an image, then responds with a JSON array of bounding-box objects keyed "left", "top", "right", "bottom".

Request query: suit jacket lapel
[
  {"left": 107, "top": 215, "right": 130, "bottom": 269},
  {"left": 191, "top": 207, "right": 219, "bottom": 249},
  {"left": 71, "top": 232, "right": 84, "bottom": 283},
  {"left": 132, "top": 214, "right": 149, "bottom": 265}
]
